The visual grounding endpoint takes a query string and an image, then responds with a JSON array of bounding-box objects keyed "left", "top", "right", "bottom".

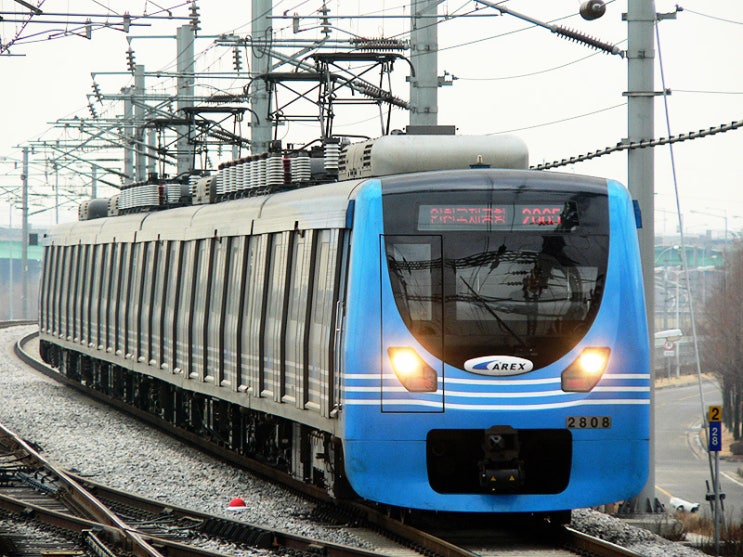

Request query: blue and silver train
[{"left": 38, "top": 133, "right": 649, "bottom": 518}]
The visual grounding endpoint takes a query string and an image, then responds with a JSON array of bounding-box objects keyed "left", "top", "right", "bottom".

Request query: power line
[
  {"left": 531, "top": 119, "right": 743, "bottom": 170},
  {"left": 674, "top": 89, "right": 743, "bottom": 96},
  {"left": 456, "top": 49, "right": 609, "bottom": 80},
  {"left": 683, "top": 8, "right": 743, "bottom": 26},
  {"left": 491, "top": 103, "right": 626, "bottom": 134}
]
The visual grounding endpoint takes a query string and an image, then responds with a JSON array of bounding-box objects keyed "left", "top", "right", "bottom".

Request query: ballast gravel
[{"left": 0, "top": 326, "right": 707, "bottom": 557}]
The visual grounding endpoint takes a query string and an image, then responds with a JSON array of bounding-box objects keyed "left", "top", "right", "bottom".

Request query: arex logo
[{"left": 464, "top": 356, "right": 534, "bottom": 376}]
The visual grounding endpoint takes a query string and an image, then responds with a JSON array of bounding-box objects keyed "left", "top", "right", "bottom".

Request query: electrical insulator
[
  {"left": 190, "top": 1, "right": 201, "bottom": 34},
  {"left": 580, "top": 0, "right": 606, "bottom": 20},
  {"left": 126, "top": 48, "right": 136, "bottom": 72},
  {"left": 122, "top": 12, "right": 131, "bottom": 33},
  {"left": 233, "top": 46, "right": 242, "bottom": 73},
  {"left": 91, "top": 81, "right": 102, "bottom": 103}
]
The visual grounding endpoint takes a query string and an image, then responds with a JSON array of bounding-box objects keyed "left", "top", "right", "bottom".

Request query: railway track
[
  {"left": 0, "top": 418, "right": 185, "bottom": 556},
  {"left": 0, "top": 413, "right": 405, "bottom": 557},
  {"left": 7, "top": 323, "right": 646, "bottom": 557}
]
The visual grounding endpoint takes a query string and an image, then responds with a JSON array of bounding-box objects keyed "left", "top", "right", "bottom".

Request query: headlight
[
  {"left": 561, "top": 347, "right": 610, "bottom": 392},
  {"left": 388, "top": 347, "right": 438, "bottom": 392}
]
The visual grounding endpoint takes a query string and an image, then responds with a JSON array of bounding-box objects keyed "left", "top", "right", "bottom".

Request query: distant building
[
  {"left": 0, "top": 226, "right": 45, "bottom": 320},
  {"left": 654, "top": 234, "right": 726, "bottom": 377}
]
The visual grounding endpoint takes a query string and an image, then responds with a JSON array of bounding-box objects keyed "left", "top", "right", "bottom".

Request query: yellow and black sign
[{"left": 709, "top": 405, "right": 722, "bottom": 423}]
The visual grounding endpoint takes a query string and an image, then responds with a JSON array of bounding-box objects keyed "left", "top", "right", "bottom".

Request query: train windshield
[{"left": 382, "top": 184, "right": 609, "bottom": 370}]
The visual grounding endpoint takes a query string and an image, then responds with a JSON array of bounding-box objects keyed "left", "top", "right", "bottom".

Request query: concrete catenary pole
[
  {"left": 409, "top": 0, "right": 439, "bottom": 127},
  {"left": 251, "top": 0, "right": 273, "bottom": 154},
  {"left": 91, "top": 164, "right": 98, "bottom": 200},
  {"left": 626, "top": 0, "right": 656, "bottom": 513},
  {"left": 54, "top": 163, "right": 59, "bottom": 224},
  {"left": 21, "top": 146, "right": 29, "bottom": 319},
  {"left": 134, "top": 64, "right": 147, "bottom": 183},
  {"left": 176, "top": 24, "right": 195, "bottom": 177},
  {"left": 123, "top": 86, "right": 134, "bottom": 183}
]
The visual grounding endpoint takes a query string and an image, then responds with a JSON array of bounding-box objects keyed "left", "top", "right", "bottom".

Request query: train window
[
  {"left": 117, "top": 244, "right": 132, "bottom": 356},
  {"left": 56, "top": 246, "right": 66, "bottom": 336},
  {"left": 79, "top": 244, "right": 92, "bottom": 345},
  {"left": 56, "top": 245, "right": 65, "bottom": 335},
  {"left": 109, "top": 244, "right": 122, "bottom": 353},
  {"left": 163, "top": 240, "right": 183, "bottom": 370},
  {"left": 127, "top": 243, "right": 144, "bottom": 360},
  {"left": 99, "top": 244, "right": 111, "bottom": 351},
  {"left": 207, "top": 237, "right": 227, "bottom": 384},
  {"left": 56, "top": 245, "right": 67, "bottom": 338},
  {"left": 241, "top": 235, "right": 266, "bottom": 393},
  {"left": 68, "top": 245, "right": 80, "bottom": 341},
  {"left": 88, "top": 244, "right": 101, "bottom": 347},
  {"left": 263, "top": 232, "right": 290, "bottom": 400},
  {"left": 383, "top": 186, "right": 609, "bottom": 370},
  {"left": 39, "top": 245, "right": 48, "bottom": 332},
  {"left": 72, "top": 245, "right": 82, "bottom": 342},
  {"left": 40, "top": 245, "right": 54, "bottom": 333},
  {"left": 190, "top": 239, "right": 211, "bottom": 379},
  {"left": 139, "top": 242, "right": 157, "bottom": 364},
  {"left": 284, "top": 229, "right": 312, "bottom": 406},
  {"left": 67, "top": 246, "right": 76, "bottom": 339},
  {"left": 83, "top": 244, "right": 93, "bottom": 343},
  {"left": 150, "top": 241, "right": 168, "bottom": 367},
  {"left": 224, "top": 237, "right": 247, "bottom": 389},
  {"left": 67, "top": 246, "right": 76, "bottom": 341},
  {"left": 307, "top": 228, "right": 341, "bottom": 415},
  {"left": 176, "top": 241, "right": 196, "bottom": 375},
  {"left": 383, "top": 238, "right": 442, "bottom": 327},
  {"left": 38, "top": 247, "right": 47, "bottom": 331}
]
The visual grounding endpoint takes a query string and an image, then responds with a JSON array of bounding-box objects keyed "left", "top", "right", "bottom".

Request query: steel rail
[{"left": 0, "top": 421, "right": 167, "bottom": 557}]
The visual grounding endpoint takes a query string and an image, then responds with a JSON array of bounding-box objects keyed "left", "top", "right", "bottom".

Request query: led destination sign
[{"left": 418, "top": 203, "right": 576, "bottom": 231}]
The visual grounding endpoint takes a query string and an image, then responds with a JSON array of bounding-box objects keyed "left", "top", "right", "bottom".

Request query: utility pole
[
  {"left": 134, "top": 64, "right": 147, "bottom": 182},
  {"left": 54, "top": 162, "right": 59, "bottom": 224},
  {"left": 626, "top": 0, "right": 657, "bottom": 513},
  {"left": 21, "top": 146, "right": 29, "bottom": 320},
  {"left": 176, "top": 24, "right": 195, "bottom": 177},
  {"left": 409, "top": 0, "right": 439, "bottom": 127},
  {"left": 123, "top": 86, "right": 134, "bottom": 183},
  {"left": 147, "top": 128, "right": 157, "bottom": 177},
  {"left": 91, "top": 164, "right": 98, "bottom": 199},
  {"left": 251, "top": 0, "right": 272, "bottom": 154}
]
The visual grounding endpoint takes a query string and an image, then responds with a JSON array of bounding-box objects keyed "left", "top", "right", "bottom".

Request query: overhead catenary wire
[
  {"left": 492, "top": 102, "right": 626, "bottom": 134},
  {"left": 682, "top": 8, "right": 743, "bottom": 26},
  {"left": 530, "top": 119, "right": 743, "bottom": 170},
  {"left": 456, "top": 49, "right": 611, "bottom": 81},
  {"left": 3, "top": 2, "right": 742, "bottom": 223}
]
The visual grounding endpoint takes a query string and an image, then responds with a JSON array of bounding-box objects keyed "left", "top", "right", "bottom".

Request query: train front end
[{"left": 340, "top": 169, "right": 650, "bottom": 513}]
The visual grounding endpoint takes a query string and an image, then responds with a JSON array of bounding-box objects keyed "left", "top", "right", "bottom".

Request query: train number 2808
[{"left": 566, "top": 416, "right": 612, "bottom": 429}]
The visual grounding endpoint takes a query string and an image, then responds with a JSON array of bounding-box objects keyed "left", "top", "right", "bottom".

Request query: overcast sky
[{"left": 0, "top": 0, "right": 741, "bottom": 237}]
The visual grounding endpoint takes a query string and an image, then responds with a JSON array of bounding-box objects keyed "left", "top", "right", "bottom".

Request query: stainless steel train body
[{"left": 38, "top": 137, "right": 649, "bottom": 515}]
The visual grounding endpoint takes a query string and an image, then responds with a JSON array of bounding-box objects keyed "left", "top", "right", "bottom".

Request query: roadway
[{"left": 654, "top": 378, "right": 743, "bottom": 515}]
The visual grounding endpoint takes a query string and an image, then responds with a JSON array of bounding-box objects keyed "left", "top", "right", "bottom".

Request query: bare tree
[{"left": 700, "top": 239, "right": 743, "bottom": 440}]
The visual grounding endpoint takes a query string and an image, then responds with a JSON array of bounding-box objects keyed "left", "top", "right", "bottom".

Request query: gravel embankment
[{"left": 0, "top": 326, "right": 707, "bottom": 557}]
